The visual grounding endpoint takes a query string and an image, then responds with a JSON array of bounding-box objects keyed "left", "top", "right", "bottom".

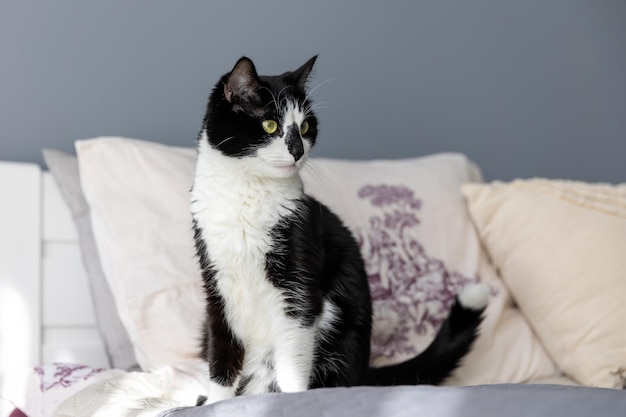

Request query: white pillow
[
  {"left": 463, "top": 179, "right": 626, "bottom": 388},
  {"left": 76, "top": 137, "right": 557, "bottom": 384},
  {"left": 76, "top": 138, "right": 203, "bottom": 371}
]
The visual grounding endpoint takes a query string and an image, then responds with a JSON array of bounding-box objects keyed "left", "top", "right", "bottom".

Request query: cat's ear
[
  {"left": 292, "top": 55, "right": 318, "bottom": 91},
  {"left": 224, "top": 57, "right": 260, "bottom": 104}
]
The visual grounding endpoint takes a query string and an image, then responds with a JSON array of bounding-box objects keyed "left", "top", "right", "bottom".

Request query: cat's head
[{"left": 201, "top": 56, "right": 318, "bottom": 179}]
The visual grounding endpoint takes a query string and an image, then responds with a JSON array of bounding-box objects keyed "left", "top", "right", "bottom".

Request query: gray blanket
[{"left": 159, "top": 384, "right": 626, "bottom": 417}]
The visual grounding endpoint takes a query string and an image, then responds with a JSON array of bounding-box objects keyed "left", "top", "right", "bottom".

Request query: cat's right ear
[
  {"left": 293, "top": 55, "right": 318, "bottom": 91},
  {"left": 224, "top": 57, "right": 260, "bottom": 104}
]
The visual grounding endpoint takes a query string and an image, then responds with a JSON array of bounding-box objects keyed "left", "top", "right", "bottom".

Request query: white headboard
[{"left": 0, "top": 161, "right": 108, "bottom": 379}]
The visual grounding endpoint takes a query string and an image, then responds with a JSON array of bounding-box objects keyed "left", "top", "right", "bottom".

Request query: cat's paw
[
  {"left": 154, "top": 365, "right": 209, "bottom": 406},
  {"left": 458, "top": 283, "right": 490, "bottom": 311},
  {"left": 205, "top": 380, "right": 236, "bottom": 405}
]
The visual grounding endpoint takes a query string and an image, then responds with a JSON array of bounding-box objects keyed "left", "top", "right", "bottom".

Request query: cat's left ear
[
  {"left": 224, "top": 57, "right": 261, "bottom": 104},
  {"left": 292, "top": 55, "right": 318, "bottom": 91}
]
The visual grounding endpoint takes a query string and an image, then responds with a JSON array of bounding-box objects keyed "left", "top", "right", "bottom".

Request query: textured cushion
[
  {"left": 76, "top": 137, "right": 557, "bottom": 384},
  {"left": 463, "top": 179, "right": 626, "bottom": 388},
  {"left": 42, "top": 149, "right": 138, "bottom": 370}
]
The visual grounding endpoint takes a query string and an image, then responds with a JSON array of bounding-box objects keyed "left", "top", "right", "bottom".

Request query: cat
[{"left": 190, "top": 56, "right": 488, "bottom": 404}]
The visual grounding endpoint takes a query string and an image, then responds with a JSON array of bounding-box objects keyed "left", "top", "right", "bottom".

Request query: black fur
[
  {"left": 268, "top": 197, "right": 373, "bottom": 387},
  {"left": 192, "top": 56, "right": 486, "bottom": 397}
]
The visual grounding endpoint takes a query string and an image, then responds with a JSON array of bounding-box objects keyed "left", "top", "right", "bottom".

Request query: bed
[{"left": 1, "top": 137, "right": 625, "bottom": 416}]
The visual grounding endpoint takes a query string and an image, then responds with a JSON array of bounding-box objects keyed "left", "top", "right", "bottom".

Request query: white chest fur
[
  {"left": 191, "top": 137, "right": 341, "bottom": 398},
  {"left": 190, "top": 137, "right": 305, "bottom": 351}
]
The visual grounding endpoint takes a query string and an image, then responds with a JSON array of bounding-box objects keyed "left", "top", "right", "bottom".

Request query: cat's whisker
[
  {"left": 310, "top": 106, "right": 334, "bottom": 114},
  {"left": 308, "top": 106, "right": 334, "bottom": 115},
  {"left": 276, "top": 86, "right": 292, "bottom": 112},
  {"left": 302, "top": 159, "right": 339, "bottom": 190},
  {"left": 279, "top": 96, "right": 291, "bottom": 113},
  {"left": 309, "top": 101, "right": 335, "bottom": 109},
  {"left": 305, "top": 78, "right": 343, "bottom": 102},
  {"left": 305, "top": 102, "right": 336, "bottom": 116},
  {"left": 216, "top": 136, "right": 236, "bottom": 148},
  {"left": 260, "top": 86, "right": 280, "bottom": 112}
]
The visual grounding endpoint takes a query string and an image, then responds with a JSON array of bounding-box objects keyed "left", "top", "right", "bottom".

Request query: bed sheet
[
  {"left": 51, "top": 365, "right": 626, "bottom": 417},
  {"left": 10, "top": 363, "right": 626, "bottom": 417},
  {"left": 160, "top": 384, "right": 626, "bottom": 417}
]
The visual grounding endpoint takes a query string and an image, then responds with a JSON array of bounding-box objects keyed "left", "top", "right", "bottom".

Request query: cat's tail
[{"left": 365, "top": 283, "right": 489, "bottom": 386}]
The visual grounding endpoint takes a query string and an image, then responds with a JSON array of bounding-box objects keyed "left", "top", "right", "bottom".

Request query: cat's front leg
[
  {"left": 204, "top": 298, "right": 245, "bottom": 404},
  {"left": 205, "top": 340, "right": 243, "bottom": 404},
  {"left": 274, "top": 325, "right": 316, "bottom": 393}
]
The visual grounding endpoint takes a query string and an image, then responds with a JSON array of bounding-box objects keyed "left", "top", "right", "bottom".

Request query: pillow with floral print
[{"left": 301, "top": 156, "right": 558, "bottom": 385}]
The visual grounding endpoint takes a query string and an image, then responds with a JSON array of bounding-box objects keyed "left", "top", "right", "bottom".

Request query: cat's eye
[
  {"left": 300, "top": 121, "right": 310, "bottom": 135},
  {"left": 262, "top": 120, "right": 278, "bottom": 134}
]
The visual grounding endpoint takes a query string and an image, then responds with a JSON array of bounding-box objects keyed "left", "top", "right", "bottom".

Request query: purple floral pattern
[
  {"left": 34, "top": 363, "right": 105, "bottom": 392},
  {"left": 355, "top": 184, "right": 478, "bottom": 361}
]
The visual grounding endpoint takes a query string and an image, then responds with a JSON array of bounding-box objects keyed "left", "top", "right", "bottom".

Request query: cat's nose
[{"left": 285, "top": 124, "right": 304, "bottom": 161}]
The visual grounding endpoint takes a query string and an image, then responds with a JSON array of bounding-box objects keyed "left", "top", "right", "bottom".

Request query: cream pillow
[
  {"left": 463, "top": 179, "right": 626, "bottom": 388},
  {"left": 76, "top": 138, "right": 204, "bottom": 372},
  {"left": 76, "top": 137, "right": 557, "bottom": 384}
]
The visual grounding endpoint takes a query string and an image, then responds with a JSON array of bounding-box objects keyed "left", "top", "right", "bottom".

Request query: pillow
[
  {"left": 42, "top": 149, "right": 138, "bottom": 371},
  {"left": 299, "top": 157, "right": 557, "bottom": 386},
  {"left": 463, "top": 179, "right": 626, "bottom": 388},
  {"left": 76, "top": 139, "right": 204, "bottom": 372},
  {"left": 76, "top": 137, "right": 558, "bottom": 384}
]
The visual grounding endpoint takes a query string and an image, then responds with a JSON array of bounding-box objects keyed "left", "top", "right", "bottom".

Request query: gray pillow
[{"left": 43, "top": 149, "right": 138, "bottom": 370}]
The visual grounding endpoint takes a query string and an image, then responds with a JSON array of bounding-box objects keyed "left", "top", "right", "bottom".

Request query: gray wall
[{"left": 1, "top": 1, "right": 625, "bottom": 182}]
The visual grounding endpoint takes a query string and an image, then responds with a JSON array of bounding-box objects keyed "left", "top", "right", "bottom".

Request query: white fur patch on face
[
  {"left": 282, "top": 101, "right": 307, "bottom": 128},
  {"left": 256, "top": 101, "right": 311, "bottom": 179}
]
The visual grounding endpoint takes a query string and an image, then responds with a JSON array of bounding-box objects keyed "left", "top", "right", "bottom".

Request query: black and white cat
[{"left": 190, "top": 56, "right": 488, "bottom": 404}]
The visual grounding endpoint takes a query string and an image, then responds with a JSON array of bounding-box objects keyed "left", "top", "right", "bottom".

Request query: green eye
[
  {"left": 300, "top": 121, "right": 309, "bottom": 135},
  {"left": 262, "top": 120, "right": 278, "bottom": 134}
]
